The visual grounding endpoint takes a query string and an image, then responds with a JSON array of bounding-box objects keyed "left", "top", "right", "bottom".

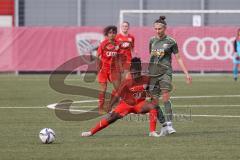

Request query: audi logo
[{"left": 183, "top": 37, "right": 235, "bottom": 60}]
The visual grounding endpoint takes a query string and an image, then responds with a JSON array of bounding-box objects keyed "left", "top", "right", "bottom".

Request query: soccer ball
[{"left": 39, "top": 128, "right": 56, "bottom": 144}]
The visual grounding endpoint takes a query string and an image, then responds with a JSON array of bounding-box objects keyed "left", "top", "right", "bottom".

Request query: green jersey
[{"left": 148, "top": 35, "right": 178, "bottom": 76}]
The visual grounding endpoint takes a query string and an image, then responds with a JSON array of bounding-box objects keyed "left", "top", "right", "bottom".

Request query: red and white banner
[
  {"left": 133, "top": 27, "right": 236, "bottom": 71},
  {"left": 0, "top": 0, "right": 14, "bottom": 26},
  {"left": 0, "top": 26, "right": 237, "bottom": 71}
]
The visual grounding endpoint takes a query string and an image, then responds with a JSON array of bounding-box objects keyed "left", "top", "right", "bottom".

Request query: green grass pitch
[{"left": 0, "top": 74, "right": 240, "bottom": 160}]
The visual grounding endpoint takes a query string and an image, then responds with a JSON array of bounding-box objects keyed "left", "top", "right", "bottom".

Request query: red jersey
[
  {"left": 116, "top": 75, "right": 149, "bottom": 106},
  {"left": 97, "top": 39, "right": 120, "bottom": 69},
  {"left": 115, "top": 33, "right": 135, "bottom": 61}
]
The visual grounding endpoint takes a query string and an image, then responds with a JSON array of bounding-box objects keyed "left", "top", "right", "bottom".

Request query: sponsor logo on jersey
[
  {"left": 106, "top": 51, "right": 117, "bottom": 57},
  {"left": 133, "top": 92, "right": 142, "bottom": 99},
  {"left": 151, "top": 49, "right": 165, "bottom": 57}
]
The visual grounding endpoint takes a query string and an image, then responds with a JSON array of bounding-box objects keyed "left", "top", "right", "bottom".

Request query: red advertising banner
[
  {"left": 0, "top": 0, "right": 14, "bottom": 15},
  {"left": 0, "top": 0, "right": 14, "bottom": 26},
  {"left": 0, "top": 26, "right": 237, "bottom": 72}
]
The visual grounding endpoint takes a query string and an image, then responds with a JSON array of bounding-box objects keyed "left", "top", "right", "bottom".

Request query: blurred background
[
  {"left": 4, "top": 0, "right": 240, "bottom": 26},
  {"left": 0, "top": 0, "right": 240, "bottom": 73}
]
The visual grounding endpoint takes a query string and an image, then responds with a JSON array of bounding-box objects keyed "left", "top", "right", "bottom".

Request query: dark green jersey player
[
  {"left": 148, "top": 16, "right": 192, "bottom": 134},
  {"left": 149, "top": 35, "right": 178, "bottom": 76}
]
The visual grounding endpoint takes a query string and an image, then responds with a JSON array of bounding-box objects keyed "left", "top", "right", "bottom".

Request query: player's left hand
[{"left": 186, "top": 75, "right": 192, "bottom": 84}]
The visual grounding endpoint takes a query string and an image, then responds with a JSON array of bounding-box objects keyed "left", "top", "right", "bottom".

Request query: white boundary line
[
  {"left": 171, "top": 95, "right": 240, "bottom": 99},
  {"left": 1, "top": 104, "right": 240, "bottom": 109},
  {"left": 174, "top": 104, "right": 240, "bottom": 108},
  {"left": 0, "top": 107, "right": 240, "bottom": 118},
  {"left": 0, "top": 106, "right": 44, "bottom": 109},
  {"left": 176, "top": 114, "right": 240, "bottom": 118},
  {"left": 43, "top": 94, "right": 240, "bottom": 108}
]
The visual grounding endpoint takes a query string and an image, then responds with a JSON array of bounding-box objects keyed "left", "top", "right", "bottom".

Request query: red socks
[
  {"left": 90, "top": 118, "right": 109, "bottom": 135},
  {"left": 149, "top": 109, "right": 157, "bottom": 132}
]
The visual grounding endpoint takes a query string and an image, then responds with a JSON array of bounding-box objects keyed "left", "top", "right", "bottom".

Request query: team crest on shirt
[
  {"left": 163, "top": 43, "right": 171, "bottom": 49},
  {"left": 115, "top": 46, "right": 119, "bottom": 50},
  {"left": 76, "top": 32, "right": 104, "bottom": 64},
  {"left": 121, "top": 42, "right": 130, "bottom": 48},
  {"left": 105, "top": 43, "right": 116, "bottom": 50},
  {"left": 128, "top": 38, "right": 132, "bottom": 42}
]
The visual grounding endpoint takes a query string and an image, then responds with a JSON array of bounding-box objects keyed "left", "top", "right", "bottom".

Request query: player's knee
[
  {"left": 99, "top": 83, "right": 107, "bottom": 92},
  {"left": 151, "top": 98, "right": 159, "bottom": 106},
  {"left": 162, "top": 91, "right": 170, "bottom": 102},
  {"left": 107, "top": 112, "right": 122, "bottom": 123},
  {"left": 139, "top": 107, "right": 149, "bottom": 114}
]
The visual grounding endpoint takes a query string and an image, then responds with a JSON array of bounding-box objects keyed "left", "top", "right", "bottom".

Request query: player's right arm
[
  {"left": 108, "top": 79, "right": 129, "bottom": 109},
  {"left": 131, "top": 35, "right": 135, "bottom": 56},
  {"left": 96, "top": 44, "right": 103, "bottom": 72},
  {"left": 149, "top": 39, "right": 152, "bottom": 54}
]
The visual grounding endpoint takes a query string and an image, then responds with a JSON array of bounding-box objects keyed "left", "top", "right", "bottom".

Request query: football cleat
[
  {"left": 166, "top": 122, "right": 176, "bottom": 134},
  {"left": 159, "top": 126, "right": 168, "bottom": 137},
  {"left": 167, "top": 125, "right": 176, "bottom": 134},
  {"left": 149, "top": 131, "right": 161, "bottom": 137},
  {"left": 81, "top": 131, "right": 92, "bottom": 137}
]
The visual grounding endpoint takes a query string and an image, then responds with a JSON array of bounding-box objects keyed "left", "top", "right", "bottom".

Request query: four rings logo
[
  {"left": 75, "top": 32, "right": 104, "bottom": 64},
  {"left": 183, "top": 37, "right": 235, "bottom": 60}
]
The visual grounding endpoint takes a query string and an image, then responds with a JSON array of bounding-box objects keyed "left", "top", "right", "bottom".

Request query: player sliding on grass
[{"left": 81, "top": 57, "right": 175, "bottom": 137}]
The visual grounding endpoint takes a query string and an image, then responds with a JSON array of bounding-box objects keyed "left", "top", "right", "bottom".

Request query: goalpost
[{"left": 119, "top": 9, "right": 240, "bottom": 26}]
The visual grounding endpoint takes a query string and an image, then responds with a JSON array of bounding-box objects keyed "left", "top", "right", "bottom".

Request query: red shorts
[
  {"left": 98, "top": 68, "right": 120, "bottom": 83},
  {"left": 113, "top": 100, "right": 145, "bottom": 117}
]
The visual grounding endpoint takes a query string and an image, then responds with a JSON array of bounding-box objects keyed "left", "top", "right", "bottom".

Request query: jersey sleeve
[
  {"left": 171, "top": 40, "right": 179, "bottom": 54},
  {"left": 97, "top": 43, "right": 103, "bottom": 57},
  {"left": 149, "top": 37, "right": 153, "bottom": 54},
  {"left": 131, "top": 35, "right": 135, "bottom": 49}
]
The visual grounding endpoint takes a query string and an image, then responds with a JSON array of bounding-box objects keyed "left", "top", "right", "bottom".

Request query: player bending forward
[{"left": 81, "top": 57, "right": 175, "bottom": 137}]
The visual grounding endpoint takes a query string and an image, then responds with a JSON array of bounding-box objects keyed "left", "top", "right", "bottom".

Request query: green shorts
[{"left": 149, "top": 74, "right": 173, "bottom": 97}]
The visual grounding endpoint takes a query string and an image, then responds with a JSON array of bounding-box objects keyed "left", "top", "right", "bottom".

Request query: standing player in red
[
  {"left": 115, "top": 21, "right": 135, "bottom": 78},
  {"left": 82, "top": 57, "right": 174, "bottom": 137},
  {"left": 97, "top": 25, "right": 121, "bottom": 114}
]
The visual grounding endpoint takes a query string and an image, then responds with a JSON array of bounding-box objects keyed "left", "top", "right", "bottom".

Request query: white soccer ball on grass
[{"left": 39, "top": 128, "right": 55, "bottom": 144}]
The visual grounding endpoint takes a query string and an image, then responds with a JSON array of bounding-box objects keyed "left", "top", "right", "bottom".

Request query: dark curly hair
[
  {"left": 130, "top": 57, "right": 142, "bottom": 72},
  {"left": 103, "top": 25, "right": 117, "bottom": 36}
]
